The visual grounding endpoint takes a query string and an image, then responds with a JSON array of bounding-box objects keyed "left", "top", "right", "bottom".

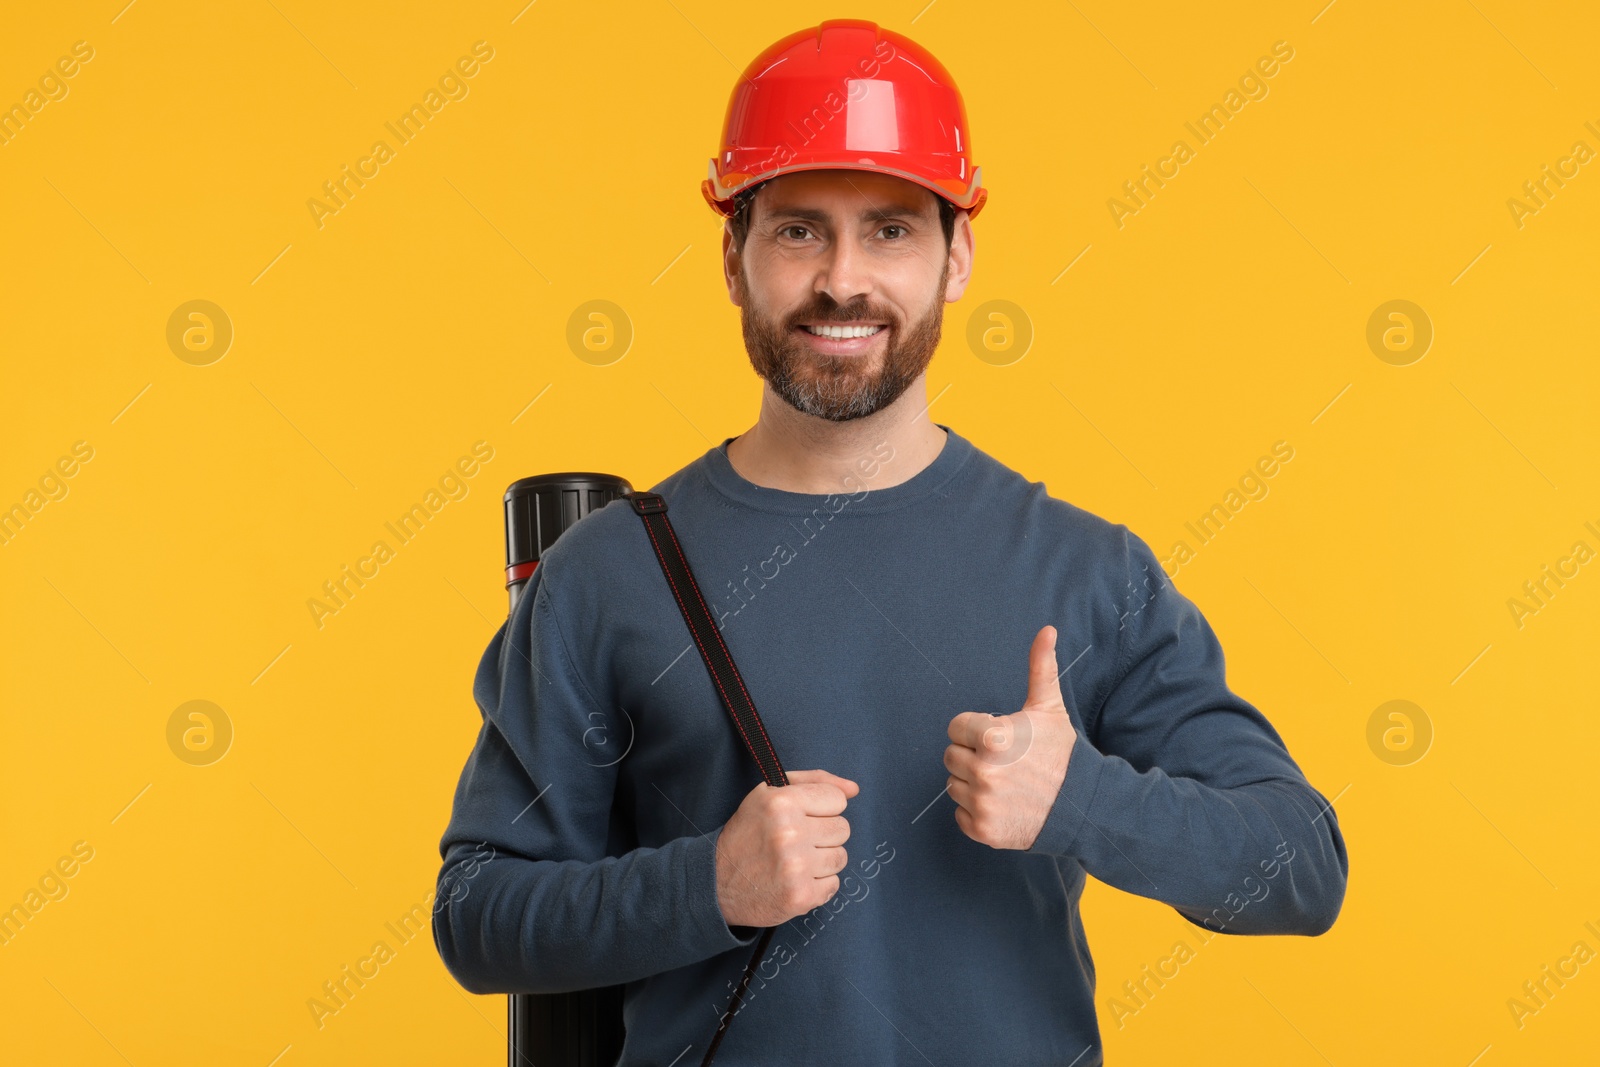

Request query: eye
[
  {"left": 780, "top": 225, "right": 813, "bottom": 241},
  {"left": 879, "top": 224, "right": 907, "bottom": 240}
]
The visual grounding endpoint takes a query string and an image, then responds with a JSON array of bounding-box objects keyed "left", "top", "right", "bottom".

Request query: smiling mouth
[{"left": 797, "top": 323, "right": 887, "bottom": 339}]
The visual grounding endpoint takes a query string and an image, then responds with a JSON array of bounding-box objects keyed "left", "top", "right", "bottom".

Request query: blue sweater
[{"left": 433, "top": 425, "right": 1348, "bottom": 1065}]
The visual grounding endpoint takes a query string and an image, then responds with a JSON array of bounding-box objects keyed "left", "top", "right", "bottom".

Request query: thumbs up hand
[{"left": 944, "top": 625, "right": 1078, "bottom": 850}]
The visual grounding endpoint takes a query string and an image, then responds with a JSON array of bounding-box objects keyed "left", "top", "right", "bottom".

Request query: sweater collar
[{"left": 701, "top": 422, "right": 974, "bottom": 516}]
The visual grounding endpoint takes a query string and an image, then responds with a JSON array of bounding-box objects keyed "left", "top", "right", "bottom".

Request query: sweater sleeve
[
  {"left": 1025, "top": 528, "right": 1349, "bottom": 937},
  {"left": 432, "top": 560, "right": 759, "bottom": 996}
]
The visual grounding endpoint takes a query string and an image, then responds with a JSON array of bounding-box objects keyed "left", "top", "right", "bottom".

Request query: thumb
[{"left": 1025, "top": 625, "right": 1067, "bottom": 711}]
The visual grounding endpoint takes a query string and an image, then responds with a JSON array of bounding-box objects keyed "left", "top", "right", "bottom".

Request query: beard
[{"left": 740, "top": 260, "right": 948, "bottom": 423}]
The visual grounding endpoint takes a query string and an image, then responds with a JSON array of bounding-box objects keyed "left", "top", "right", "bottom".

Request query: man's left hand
[{"left": 944, "top": 624, "right": 1078, "bottom": 850}]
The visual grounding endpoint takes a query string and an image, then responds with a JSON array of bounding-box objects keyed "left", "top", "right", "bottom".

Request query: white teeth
[{"left": 803, "top": 324, "right": 884, "bottom": 339}]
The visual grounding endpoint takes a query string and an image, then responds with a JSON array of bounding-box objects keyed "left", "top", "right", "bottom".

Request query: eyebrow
[{"left": 762, "top": 204, "right": 930, "bottom": 225}]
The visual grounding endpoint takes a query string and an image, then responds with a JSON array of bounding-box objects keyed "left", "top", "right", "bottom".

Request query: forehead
[{"left": 756, "top": 171, "right": 938, "bottom": 219}]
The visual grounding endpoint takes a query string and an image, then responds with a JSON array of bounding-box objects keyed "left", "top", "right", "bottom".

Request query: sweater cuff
[
  {"left": 1026, "top": 731, "right": 1109, "bottom": 857},
  {"left": 691, "top": 825, "right": 762, "bottom": 951}
]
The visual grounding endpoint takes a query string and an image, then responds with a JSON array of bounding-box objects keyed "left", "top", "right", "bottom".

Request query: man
[{"left": 434, "top": 19, "right": 1347, "bottom": 1066}]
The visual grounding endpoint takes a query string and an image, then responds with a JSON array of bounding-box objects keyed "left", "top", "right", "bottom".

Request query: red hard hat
[{"left": 701, "top": 19, "right": 987, "bottom": 221}]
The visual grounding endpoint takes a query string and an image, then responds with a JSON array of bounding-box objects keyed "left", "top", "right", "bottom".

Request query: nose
[{"left": 814, "top": 233, "right": 872, "bottom": 310}]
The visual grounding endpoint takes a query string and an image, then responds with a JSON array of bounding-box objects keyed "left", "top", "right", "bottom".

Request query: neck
[{"left": 725, "top": 375, "right": 948, "bottom": 494}]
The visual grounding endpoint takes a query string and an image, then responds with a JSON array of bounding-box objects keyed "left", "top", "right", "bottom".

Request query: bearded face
[{"left": 739, "top": 252, "right": 950, "bottom": 423}]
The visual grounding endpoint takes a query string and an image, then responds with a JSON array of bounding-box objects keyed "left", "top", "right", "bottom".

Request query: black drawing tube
[{"left": 500, "top": 472, "right": 632, "bottom": 1067}]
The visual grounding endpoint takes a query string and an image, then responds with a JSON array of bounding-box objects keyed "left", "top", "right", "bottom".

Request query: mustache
[{"left": 788, "top": 303, "right": 896, "bottom": 326}]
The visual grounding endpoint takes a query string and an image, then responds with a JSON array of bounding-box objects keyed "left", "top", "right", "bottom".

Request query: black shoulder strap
[
  {"left": 625, "top": 491, "right": 788, "bottom": 789},
  {"left": 624, "top": 489, "right": 784, "bottom": 1066}
]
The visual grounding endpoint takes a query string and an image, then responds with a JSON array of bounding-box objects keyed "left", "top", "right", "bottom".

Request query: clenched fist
[
  {"left": 714, "top": 769, "right": 858, "bottom": 929},
  {"left": 944, "top": 625, "right": 1078, "bottom": 850}
]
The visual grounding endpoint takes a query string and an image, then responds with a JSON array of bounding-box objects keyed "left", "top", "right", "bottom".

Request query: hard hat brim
[{"left": 703, "top": 161, "right": 985, "bottom": 222}]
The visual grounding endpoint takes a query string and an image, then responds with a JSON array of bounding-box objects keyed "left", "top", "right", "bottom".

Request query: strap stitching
[
  {"left": 654, "top": 513, "right": 786, "bottom": 781},
  {"left": 637, "top": 515, "right": 768, "bottom": 776},
  {"left": 626, "top": 492, "right": 783, "bottom": 1067}
]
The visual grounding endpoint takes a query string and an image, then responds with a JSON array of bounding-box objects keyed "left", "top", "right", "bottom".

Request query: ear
[
  {"left": 722, "top": 222, "right": 745, "bottom": 308},
  {"left": 943, "top": 209, "right": 975, "bottom": 305}
]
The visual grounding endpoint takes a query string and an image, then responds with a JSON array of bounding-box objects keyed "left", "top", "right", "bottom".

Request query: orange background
[{"left": 2, "top": 1, "right": 1597, "bottom": 1063}]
